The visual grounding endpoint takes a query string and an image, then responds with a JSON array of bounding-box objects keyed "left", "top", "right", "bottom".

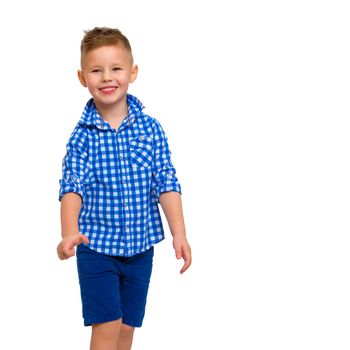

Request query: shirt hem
[{"left": 81, "top": 236, "right": 164, "bottom": 257}]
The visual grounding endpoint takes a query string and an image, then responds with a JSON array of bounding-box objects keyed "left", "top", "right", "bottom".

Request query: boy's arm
[
  {"left": 61, "top": 192, "right": 81, "bottom": 236},
  {"left": 58, "top": 126, "right": 90, "bottom": 260},
  {"left": 57, "top": 193, "right": 89, "bottom": 260},
  {"left": 159, "top": 191, "right": 192, "bottom": 274},
  {"left": 151, "top": 119, "right": 191, "bottom": 273}
]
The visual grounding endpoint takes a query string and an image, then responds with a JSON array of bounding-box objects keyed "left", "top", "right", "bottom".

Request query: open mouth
[{"left": 100, "top": 86, "right": 117, "bottom": 94}]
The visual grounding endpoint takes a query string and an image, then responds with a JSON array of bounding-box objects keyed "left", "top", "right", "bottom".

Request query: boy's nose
[{"left": 102, "top": 71, "right": 112, "bottom": 82}]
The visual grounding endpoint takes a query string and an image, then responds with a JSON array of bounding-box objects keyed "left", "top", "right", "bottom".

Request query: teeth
[{"left": 101, "top": 87, "right": 115, "bottom": 92}]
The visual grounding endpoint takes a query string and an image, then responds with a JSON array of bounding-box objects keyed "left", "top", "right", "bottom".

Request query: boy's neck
[{"left": 95, "top": 99, "right": 128, "bottom": 130}]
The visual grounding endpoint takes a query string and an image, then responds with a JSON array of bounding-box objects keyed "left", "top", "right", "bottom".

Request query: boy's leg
[
  {"left": 90, "top": 319, "right": 122, "bottom": 350},
  {"left": 118, "top": 324, "right": 135, "bottom": 350},
  {"left": 120, "top": 247, "right": 154, "bottom": 328}
]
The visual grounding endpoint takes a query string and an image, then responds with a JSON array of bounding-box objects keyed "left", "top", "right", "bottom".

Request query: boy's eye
[
  {"left": 112, "top": 67, "right": 121, "bottom": 71},
  {"left": 91, "top": 69, "right": 102, "bottom": 73}
]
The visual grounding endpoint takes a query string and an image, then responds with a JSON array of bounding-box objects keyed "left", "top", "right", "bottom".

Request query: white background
[{"left": 0, "top": 0, "right": 349, "bottom": 349}]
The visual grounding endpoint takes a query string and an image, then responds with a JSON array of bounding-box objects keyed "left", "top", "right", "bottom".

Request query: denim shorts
[{"left": 76, "top": 244, "right": 154, "bottom": 327}]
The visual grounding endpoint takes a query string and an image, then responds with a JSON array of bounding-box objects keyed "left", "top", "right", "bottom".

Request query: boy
[{"left": 57, "top": 27, "right": 191, "bottom": 350}]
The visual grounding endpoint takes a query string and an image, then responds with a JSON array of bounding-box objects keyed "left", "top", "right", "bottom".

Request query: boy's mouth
[{"left": 99, "top": 86, "right": 117, "bottom": 94}]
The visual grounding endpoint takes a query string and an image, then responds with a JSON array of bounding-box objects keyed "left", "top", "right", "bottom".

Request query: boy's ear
[
  {"left": 129, "top": 65, "right": 138, "bottom": 83},
  {"left": 77, "top": 70, "right": 87, "bottom": 87}
]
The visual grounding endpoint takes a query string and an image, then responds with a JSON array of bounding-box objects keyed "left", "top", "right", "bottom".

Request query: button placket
[{"left": 118, "top": 132, "right": 131, "bottom": 244}]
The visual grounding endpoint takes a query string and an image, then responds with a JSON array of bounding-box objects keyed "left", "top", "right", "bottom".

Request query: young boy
[{"left": 57, "top": 27, "right": 191, "bottom": 350}]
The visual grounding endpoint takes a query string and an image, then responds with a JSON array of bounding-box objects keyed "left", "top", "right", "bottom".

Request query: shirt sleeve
[
  {"left": 59, "top": 125, "right": 91, "bottom": 203},
  {"left": 151, "top": 119, "right": 182, "bottom": 201}
]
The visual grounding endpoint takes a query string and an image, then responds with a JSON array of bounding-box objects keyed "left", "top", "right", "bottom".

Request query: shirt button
[
  {"left": 139, "top": 135, "right": 144, "bottom": 141},
  {"left": 119, "top": 154, "right": 123, "bottom": 158}
]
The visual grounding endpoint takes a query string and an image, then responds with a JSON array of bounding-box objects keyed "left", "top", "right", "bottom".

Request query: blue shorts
[{"left": 76, "top": 244, "right": 154, "bottom": 327}]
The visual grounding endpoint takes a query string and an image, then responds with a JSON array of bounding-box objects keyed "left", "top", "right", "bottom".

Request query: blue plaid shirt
[{"left": 59, "top": 94, "right": 181, "bottom": 257}]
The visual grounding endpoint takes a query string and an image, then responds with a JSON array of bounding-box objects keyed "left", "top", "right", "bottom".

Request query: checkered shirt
[{"left": 59, "top": 94, "right": 181, "bottom": 257}]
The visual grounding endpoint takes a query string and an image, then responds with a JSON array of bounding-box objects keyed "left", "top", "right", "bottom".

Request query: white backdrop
[{"left": 0, "top": 0, "right": 349, "bottom": 349}]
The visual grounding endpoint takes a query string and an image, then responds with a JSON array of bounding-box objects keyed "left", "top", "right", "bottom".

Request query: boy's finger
[
  {"left": 57, "top": 244, "right": 67, "bottom": 260},
  {"left": 62, "top": 246, "right": 75, "bottom": 259},
  {"left": 72, "top": 234, "right": 89, "bottom": 246},
  {"left": 79, "top": 234, "right": 90, "bottom": 244},
  {"left": 175, "top": 249, "right": 182, "bottom": 259},
  {"left": 180, "top": 261, "right": 189, "bottom": 274},
  {"left": 180, "top": 250, "right": 192, "bottom": 274},
  {"left": 180, "top": 259, "right": 191, "bottom": 274}
]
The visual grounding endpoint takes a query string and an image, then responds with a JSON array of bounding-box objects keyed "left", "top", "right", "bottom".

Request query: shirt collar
[{"left": 78, "top": 94, "right": 145, "bottom": 130}]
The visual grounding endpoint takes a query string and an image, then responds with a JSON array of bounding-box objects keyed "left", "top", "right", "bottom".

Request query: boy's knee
[
  {"left": 120, "top": 323, "right": 134, "bottom": 337},
  {"left": 92, "top": 318, "right": 122, "bottom": 338}
]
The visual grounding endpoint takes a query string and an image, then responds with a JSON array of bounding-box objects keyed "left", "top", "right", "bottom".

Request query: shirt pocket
[{"left": 129, "top": 135, "right": 153, "bottom": 168}]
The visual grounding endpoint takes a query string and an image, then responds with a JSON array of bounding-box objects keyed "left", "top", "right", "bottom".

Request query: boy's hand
[
  {"left": 173, "top": 235, "right": 192, "bottom": 274},
  {"left": 57, "top": 234, "right": 89, "bottom": 260}
]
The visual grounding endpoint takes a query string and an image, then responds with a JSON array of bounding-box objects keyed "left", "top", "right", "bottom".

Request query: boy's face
[{"left": 78, "top": 44, "right": 138, "bottom": 111}]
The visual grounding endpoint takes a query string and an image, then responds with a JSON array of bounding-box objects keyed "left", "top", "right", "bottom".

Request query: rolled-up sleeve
[
  {"left": 151, "top": 120, "right": 181, "bottom": 201},
  {"left": 59, "top": 126, "right": 91, "bottom": 203}
]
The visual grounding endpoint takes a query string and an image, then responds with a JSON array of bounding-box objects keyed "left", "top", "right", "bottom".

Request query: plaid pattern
[{"left": 59, "top": 94, "right": 181, "bottom": 257}]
